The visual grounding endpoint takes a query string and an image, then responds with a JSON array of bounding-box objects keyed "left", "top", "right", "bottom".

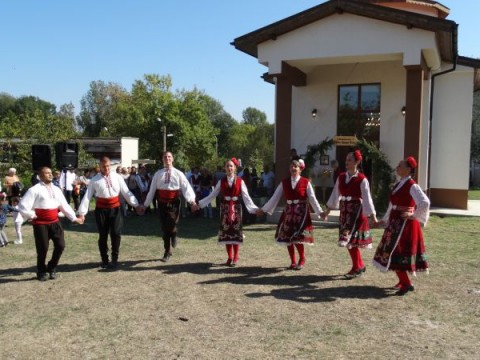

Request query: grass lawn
[
  {"left": 1, "top": 211, "right": 479, "bottom": 359},
  {"left": 468, "top": 189, "right": 480, "bottom": 200}
]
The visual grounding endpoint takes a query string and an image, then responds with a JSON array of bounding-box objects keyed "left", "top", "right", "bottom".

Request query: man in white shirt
[
  {"left": 18, "top": 167, "right": 83, "bottom": 281},
  {"left": 78, "top": 156, "right": 143, "bottom": 269},
  {"left": 59, "top": 168, "right": 77, "bottom": 206},
  {"left": 144, "top": 151, "right": 198, "bottom": 262}
]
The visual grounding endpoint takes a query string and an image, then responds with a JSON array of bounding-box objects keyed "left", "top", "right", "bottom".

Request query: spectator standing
[
  {"left": 3, "top": 168, "right": 20, "bottom": 204},
  {"left": 260, "top": 164, "right": 275, "bottom": 197}
]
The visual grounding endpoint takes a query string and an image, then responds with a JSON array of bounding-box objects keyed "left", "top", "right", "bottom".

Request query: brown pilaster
[
  {"left": 404, "top": 65, "right": 424, "bottom": 169},
  {"left": 271, "top": 61, "right": 306, "bottom": 185}
]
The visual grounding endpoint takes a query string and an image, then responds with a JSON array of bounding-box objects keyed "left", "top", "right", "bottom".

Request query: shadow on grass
[
  {"left": 0, "top": 265, "right": 38, "bottom": 283},
  {"left": 246, "top": 284, "right": 392, "bottom": 302}
]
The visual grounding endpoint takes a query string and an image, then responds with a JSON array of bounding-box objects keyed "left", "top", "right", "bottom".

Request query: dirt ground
[{"left": 0, "top": 214, "right": 479, "bottom": 359}]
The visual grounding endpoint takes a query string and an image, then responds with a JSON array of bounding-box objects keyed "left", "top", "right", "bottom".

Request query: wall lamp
[
  {"left": 401, "top": 106, "right": 406, "bottom": 117},
  {"left": 311, "top": 108, "right": 318, "bottom": 119}
]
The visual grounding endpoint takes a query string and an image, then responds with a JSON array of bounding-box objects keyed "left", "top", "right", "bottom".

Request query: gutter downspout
[{"left": 426, "top": 23, "right": 458, "bottom": 197}]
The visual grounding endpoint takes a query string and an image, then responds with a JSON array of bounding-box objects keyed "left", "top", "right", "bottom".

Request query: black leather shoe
[
  {"left": 37, "top": 272, "right": 49, "bottom": 281},
  {"left": 49, "top": 270, "right": 57, "bottom": 280},
  {"left": 161, "top": 253, "right": 171, "bottom": 262},
  {"left": 100, "top": 262, "right": 109, "bottom": 269},
  {"left": 396, "top": 285, "right": 415, "bottom": 296}
]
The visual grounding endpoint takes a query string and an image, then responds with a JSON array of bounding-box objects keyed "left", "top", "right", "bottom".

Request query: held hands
[
  {"left": 400, "top": 211, "right": 414, "bottom": 220},
  {"left": 320, "top": 210, "right": 330, "bottom": 221},
  {"left": 190, "top": 203, "right": 200, "bottom": 213},
  {"left": 75, "top": 216, "right": 84, "bottom": 225},
  {"left": 256, "top": 209, "right": 264, "bottom": 217},
  {"left": 135, "top": 205, "right": 146, "bottom": 216}
]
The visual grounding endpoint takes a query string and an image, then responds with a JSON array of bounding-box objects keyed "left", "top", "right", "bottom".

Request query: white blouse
[
  {"left": 261, "top": 176, "right": 322, "bottom": 216},
  {"left": 326, "top": 172, "right": 376, "bottom": 216},
  {"left": 382, "top": 176, "right": 430, "bottom": 224},
  {"left": 198, "top": 176, "right": 258, "bottom": 214}
]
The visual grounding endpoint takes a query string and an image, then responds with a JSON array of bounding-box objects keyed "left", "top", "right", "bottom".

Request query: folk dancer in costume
[
  {"left": 259, "top": 159, "right": 322, "bottom": 270},
  {"left": 144, "top": 151, "right": 199, "bottom": 262},
  {"left": 18, "top": 167, "right": 84, "bottom": 281},
  {"left": 321, "top": 150, "right": 378, "bottom": 279},
  {"left": 372, "top": 156, "right": 430, "bottom": 296},
  {"left": 198, "top": 158, "right": 259, "bottom": 267},
  {"left": 77, "top": 157, "right": 143, "bottom": 269}
]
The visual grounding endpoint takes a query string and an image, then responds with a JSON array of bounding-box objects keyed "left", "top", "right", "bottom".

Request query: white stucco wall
[
  {"left": 291, "top": 61, "right": 406, "bottom": 173},
  {"left": 430, "top": 65, "right": 474, "bottom": 190},
  {"left": 120, "top": 137, "right": 139, "bottom": 167},
  {"left": 258, "top": 13, "right": 439, "bottom": 72}
]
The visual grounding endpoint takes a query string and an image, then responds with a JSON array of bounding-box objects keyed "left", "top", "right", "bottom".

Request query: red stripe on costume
[
  {"left": 33, "top": 208, "right": 59, "bottom": 225},
  {"left": 96, "top": 196, "right": 120, "bottom": 209},
  {"left": 156, "top": 189, "right": 180, "bottom": 202}
]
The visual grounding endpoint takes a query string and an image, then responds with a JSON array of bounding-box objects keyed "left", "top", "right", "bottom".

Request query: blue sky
[{"left": 1, "top": 0, "right": 478, "bottom": 123}]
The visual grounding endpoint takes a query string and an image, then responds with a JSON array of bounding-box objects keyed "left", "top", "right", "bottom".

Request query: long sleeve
[
  {"left": 360, "top": 177, "right": 376, "bottom": 216},
  {"left": 143, "top": 171, "right": 159, "bottom": 207},
  {"left": 18, "top": 189, "right": 37, "bottom": 220},
  {"left": 198, "top": 181, "right": 221, "bottom": 208},
  {"left": 118, "top": 175, "right": 139, "bottom": 207},
  {"left": 410, "top": 184, "right": 430, "bottom": 224},
  {"left": 56, "top": 188, "right": 78, "bottom": 222},
  {"left": 77, "top": 181, "right": 95, "bottom": 215},
  {"left": 326, "top": 179, "right": 340, "bottom": 209},
  {"left": 306, "top": 182, "right": 322, "bottom": 216},
  {"left": 179, "top": 172, "right": 197, "bottom": 204},
  {"left": 240, "top": 180, "right": 259, "bottom": 214},
  {"left": 261, "top": 183, "right": 284, "bottom": 215}
]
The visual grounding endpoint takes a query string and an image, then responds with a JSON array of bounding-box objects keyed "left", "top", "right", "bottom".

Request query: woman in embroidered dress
[
  {"left": 198, "top": 158, "right": 259, "bottom": 267},
  {"left": 260, "top": 159, "right": 322, "bottom": 270},
  {"left": 372, "top": 156, "right": 430, "bottom": 295},
  {"left": 321, "top": 150, "right": 377, "bottom": 278}
]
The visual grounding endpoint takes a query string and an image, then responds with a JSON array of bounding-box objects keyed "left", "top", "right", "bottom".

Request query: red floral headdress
[
  {"left": 230, "top": 157, "right": 240, "bottom": 167},
  {"left": 406, "top": 156, "right": 417, "bottom": 169},
  {"left": 353, "top": 150, "right": 362, "bottom": 162}
]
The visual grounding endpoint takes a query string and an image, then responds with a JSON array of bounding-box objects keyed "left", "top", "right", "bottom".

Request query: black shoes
[
  {"left": 396, "top": 285, "right": 415, "bottom": 296},
  {"left": 37, "top": 272, "right": 49, "bottom": 281},
  {"left": 49, "top": 270, "right": 57, "bottom": 280},
  {"left": 161, "top": 253, "right": 172, "bottom": 262},
  {"left": 344, "top": 267, "right": 366, "bottom": 279}
]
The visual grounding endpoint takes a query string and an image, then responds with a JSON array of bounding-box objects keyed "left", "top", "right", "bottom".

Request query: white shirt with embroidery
[
  {"left": 326, "top": 171, "right": 376, "bottom": 216},
  {"left": 143, "top": 167, "right": 196, "bottom": 207},
  {"left": 18, "top": 181, "right": 77, "bottom": 221},
  {"left": 382, "top": 176, "right": 430, "bottom": 224},
  {"left": 198, "top": 176, "right": 259, "bottom": 213},
  {"left": 261, "top": 176, "right": 322, "bottom": 216},
  {"left": 77, "top": 172, "right": 139, "bottom": 215}
]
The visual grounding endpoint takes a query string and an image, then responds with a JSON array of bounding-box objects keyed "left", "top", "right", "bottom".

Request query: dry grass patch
[{"left": 0, "top": 213, "right": 479, "bottom": 359}]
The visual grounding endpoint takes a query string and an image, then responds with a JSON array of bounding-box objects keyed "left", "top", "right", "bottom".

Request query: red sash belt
[
  {"left": 96, "top": 196, "right": 120, "bottom": 209},
  {"left": 33, "top": 208, "right": 59, "bottom": 225},
  {"left": 157, "top": 189, "right": 180, "bottom": 202}
]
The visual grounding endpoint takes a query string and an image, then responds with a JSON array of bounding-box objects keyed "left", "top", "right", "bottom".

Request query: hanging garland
[{"left": 304, "top": 137, "right": 394, "bottom": 213}]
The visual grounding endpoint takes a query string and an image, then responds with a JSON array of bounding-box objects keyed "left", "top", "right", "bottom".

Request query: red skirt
[
  {"left": 373, "top": 212, "right": 428, "bottom": 272},
  {"left": 338, "top": 200, "right": 372, "bottom": 248},
  {"left": 275, "top": 202, "right": 314, "bottom": 245}
]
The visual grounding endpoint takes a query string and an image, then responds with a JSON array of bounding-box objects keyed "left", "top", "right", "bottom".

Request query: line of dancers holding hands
[{"left": 18, "top": 151, "right": 429, "bottom": 296}]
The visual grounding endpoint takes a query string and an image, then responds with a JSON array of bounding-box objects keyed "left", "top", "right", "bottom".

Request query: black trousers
[
  {"left": 33, "top": 221, "right": 65, "bottom": 273},
  {"left": 158, "top": 198, "right": 181, "bottom": 255},
  {"left": 95, "top": 206, "right": 123, "bottom": 263}
]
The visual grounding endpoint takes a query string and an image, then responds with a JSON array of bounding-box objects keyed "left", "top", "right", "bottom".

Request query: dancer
[
  {"left": 144, "top": 151, "right": 198, "bottom": 262},
  {"left": 372, "top": 156, "right": 430, "bottom": 295},
  {"left": 260, "top": 159, "right": 322, "bottom": 270},
  {"left": 198, "top": 158, "right": 259, "bottom": 267},
  {"left": 78, "top": 156, "right": 143, "bottom": 269},
  {"left": 18, "top": 167, "right": 83, "bottom": 280},
  {"left": 321, "top": 150, "right": 377, "bottom": 278}
]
